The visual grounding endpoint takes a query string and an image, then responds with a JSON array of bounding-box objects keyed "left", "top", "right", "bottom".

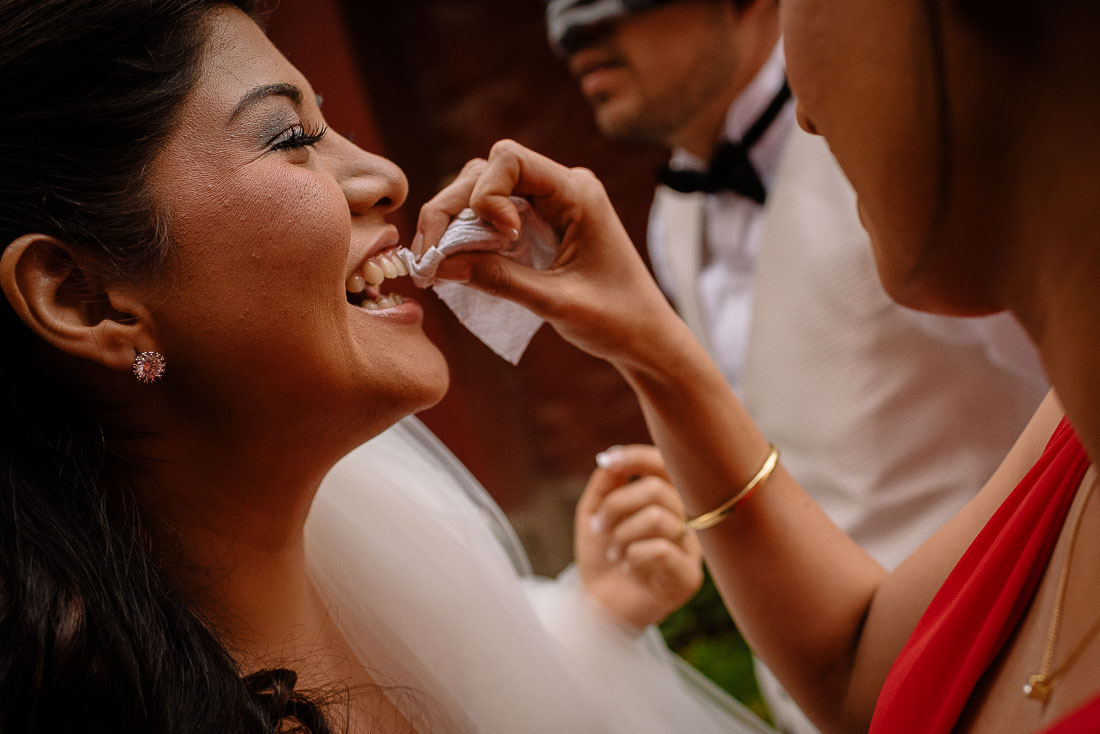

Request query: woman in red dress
[{"left": 420, "top": 0, "right": 1100, "bottom": 731}]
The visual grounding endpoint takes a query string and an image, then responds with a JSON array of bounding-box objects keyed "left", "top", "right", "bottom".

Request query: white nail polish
[
  {"left": 595, "top": 445, "right": 625, "bottom": 470},
  {"left": 589, "top": 514, "right": 605, "bottom": 533}
]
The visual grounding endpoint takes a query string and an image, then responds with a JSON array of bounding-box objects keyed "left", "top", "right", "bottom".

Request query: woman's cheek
[{"left": 242, "top": 176, "right": 350, "bottom": 284}]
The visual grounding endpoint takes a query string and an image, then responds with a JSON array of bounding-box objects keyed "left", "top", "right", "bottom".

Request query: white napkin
[{"left": 398, "top": 198, "right": 559, "bottom": 364}]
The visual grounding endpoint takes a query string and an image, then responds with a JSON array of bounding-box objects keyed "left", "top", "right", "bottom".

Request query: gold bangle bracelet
[{"left": 684, "top": 444, "right": 779, "bottom": 532}]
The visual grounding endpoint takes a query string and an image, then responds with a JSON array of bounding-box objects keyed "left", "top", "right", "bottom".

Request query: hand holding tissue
[{"left": 398, "top": 197, "right": 559, "bottom": 364}]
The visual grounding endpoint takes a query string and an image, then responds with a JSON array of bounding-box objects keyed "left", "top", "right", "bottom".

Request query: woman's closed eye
[{"left": 269, "top": 122, "right": 328, "bottom": 153}]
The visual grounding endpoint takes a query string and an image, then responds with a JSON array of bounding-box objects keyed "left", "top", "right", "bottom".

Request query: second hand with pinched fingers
[{"left": 576, "top": 444, "right": 703, "bottom": 630}]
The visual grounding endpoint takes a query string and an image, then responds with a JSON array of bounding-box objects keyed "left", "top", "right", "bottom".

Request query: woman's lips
[{"left": 353, "top": 294, "right": 424, "bottom": 325}]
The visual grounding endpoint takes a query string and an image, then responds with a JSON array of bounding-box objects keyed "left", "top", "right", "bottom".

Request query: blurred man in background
[
  {"left": 548, "top": 2, "right": 1049, "bottom": 731},
  {"left": 549, "top": 0, "right": 785, "bottom": 393}
]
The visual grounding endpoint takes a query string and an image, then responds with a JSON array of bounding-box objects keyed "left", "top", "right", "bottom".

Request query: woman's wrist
[
  {"left": 611, "top": 314, "right": 724, "bottom": 393},
  {"left": 607, "top": 322, "right": 771, "bottom": 519}
]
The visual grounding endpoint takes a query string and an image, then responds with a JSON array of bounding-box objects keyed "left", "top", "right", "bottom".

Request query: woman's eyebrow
[{"left": 230, "top": 82, "right": 303, "bottom": 121}]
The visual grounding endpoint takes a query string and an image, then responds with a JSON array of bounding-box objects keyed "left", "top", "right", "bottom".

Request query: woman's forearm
[{"left": 613, "top": 320, "right": 888, "bottom": 731}]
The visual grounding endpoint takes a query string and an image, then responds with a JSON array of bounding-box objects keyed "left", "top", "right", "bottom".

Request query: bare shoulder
[
  {"left": 845, "top": 390, "right": 1064, "bottom": 721},
  {"left": 925, "top": 390, "right": 1065, "bottom": 552}
]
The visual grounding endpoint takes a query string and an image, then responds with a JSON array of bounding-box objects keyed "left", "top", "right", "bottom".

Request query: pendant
[{"left": 1023, "top": 673, "right": 1052, "bottom": 702}]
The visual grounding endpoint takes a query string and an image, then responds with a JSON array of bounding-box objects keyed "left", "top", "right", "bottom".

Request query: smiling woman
[
  {"left": 0, "top": 2, "right": 778, "bottom": 733},
  {"left": 0, "top": 1, "right": 446, "bottom": 731},
  {"left": 143, "top": 10, "right": 447, "bottom": 453}
]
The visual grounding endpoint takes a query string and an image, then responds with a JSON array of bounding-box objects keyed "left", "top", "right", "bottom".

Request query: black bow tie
[{"left": 657, "top": 81, "right": 791, "bottom": 204}]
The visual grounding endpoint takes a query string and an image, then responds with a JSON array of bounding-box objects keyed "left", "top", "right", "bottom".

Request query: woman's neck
[
  {"left": 1003, "top": 103, "right": 1100, "bottom": 462},
  {"left": 129, "top": 420, "right": 340, "bottom": 664},
  {"left": 133, "top": 429, "right": 415, "bottom": 730}
]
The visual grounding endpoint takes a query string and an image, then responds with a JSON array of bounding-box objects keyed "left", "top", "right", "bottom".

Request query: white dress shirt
[{"left": 648, "top": 43, "right": 795, "bottom": 395}]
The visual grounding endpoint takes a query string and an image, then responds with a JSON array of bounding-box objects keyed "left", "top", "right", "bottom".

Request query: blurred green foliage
[{"left": 660, "top": 567, "right": 773, "bottom": 723}]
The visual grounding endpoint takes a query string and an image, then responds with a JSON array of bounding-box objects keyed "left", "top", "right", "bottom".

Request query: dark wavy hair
[{"left": 0, "top": 1, "right": 338, "bottom": 731}]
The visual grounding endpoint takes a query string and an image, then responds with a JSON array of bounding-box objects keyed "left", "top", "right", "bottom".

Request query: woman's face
[
  {"left": 780, "top": 0, "right": 1007, "bottom": 313},
  {"left": 145, "top": 8, "right": 447, "bottom": 448}
]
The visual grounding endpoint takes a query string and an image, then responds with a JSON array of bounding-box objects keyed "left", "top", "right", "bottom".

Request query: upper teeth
[{"left": 347, "top": 249, "right": 408, "bottom": 293}]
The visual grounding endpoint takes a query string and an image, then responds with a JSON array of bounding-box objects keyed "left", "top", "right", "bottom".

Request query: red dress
[{"left": 869, "top": 418, "right": 1100, "bottom": 733}]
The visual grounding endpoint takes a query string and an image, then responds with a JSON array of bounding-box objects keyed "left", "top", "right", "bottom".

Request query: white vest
[{"left": 741, "top": 128, "right": 1047, "bottom": 570}]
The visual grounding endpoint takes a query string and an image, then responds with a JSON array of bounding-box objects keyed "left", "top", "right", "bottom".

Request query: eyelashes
[{"left": 269, "top": 122, "right": 328, "bottom": 152}]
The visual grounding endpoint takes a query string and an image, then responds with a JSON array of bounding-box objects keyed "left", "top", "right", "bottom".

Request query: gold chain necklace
[{"left": 1022, "top": 474, "right": 1100, "bottom": 702}]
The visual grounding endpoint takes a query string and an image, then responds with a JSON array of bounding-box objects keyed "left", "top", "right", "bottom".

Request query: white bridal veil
[{"left": 305, "top": 417, "right": 775, "bottom": 733}]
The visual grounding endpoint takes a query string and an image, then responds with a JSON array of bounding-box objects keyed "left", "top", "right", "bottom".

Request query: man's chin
[{"left": 593, "top": 104, "right": 666, "bottom": 146}]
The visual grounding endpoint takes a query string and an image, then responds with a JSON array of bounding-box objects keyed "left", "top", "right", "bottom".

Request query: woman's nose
[{"left": 328, "top": 132, "right": 409, "bottom": 217}]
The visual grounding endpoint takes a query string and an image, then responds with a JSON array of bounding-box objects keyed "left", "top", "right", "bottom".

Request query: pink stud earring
[{"left": 132, "top": 349, "right": 167, "bottom": 384}]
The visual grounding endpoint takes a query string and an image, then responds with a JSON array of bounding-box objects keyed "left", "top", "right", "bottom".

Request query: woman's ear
[{"left": 0, "top": 234, "right": 157, "bottom": 374}]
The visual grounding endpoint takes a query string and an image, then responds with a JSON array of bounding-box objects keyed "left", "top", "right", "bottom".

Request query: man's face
[{"left": 562, "top": 1, "right": 743, "bottom": 145}]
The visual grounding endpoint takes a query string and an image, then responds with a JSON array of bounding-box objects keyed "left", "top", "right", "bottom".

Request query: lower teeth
[{"left": 362, "top": 293, "right": 404, "bottom": 310}]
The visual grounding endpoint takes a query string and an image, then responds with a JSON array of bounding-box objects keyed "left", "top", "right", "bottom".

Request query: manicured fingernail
[
  {"left": 411, "top": 231, "right": 424, "bottom": 255},
  {"left": 509, "top": 227, "right": 520, "bottom": 241},
  {"left": 589, "top": 513, "right": 606, "bottom": 533},
  {"left": 436, "top": 258, "right": 472, "bottom": 283},
  {"left": 595, "top": 445, "right": 625, "bottom": 470},
  {"left": 606, "top": 545, "right": 620, "bottom": 563}
]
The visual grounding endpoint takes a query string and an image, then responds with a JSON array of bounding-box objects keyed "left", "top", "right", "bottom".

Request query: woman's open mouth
[{"left": 346, "top": 247, "right": 409, "bottom": 309}]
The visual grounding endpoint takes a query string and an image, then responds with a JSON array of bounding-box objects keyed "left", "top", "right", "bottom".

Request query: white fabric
[
  {"left": 306, "top": 417, "right": 776, "bottom": 734},
  {"left": 652, "top": 187, "right": 710, "bottom": 349},
  {"left": 743, "top": 128, "right": 1048, "bottom": 570},
  {"left": 400, "top": 198, "right": 558, "bottom": 364},
  {"left": 903, "top": 308, "right": 1047, "bottom": 389},
  {"left": 546, "top": 0, "right": 635, "bottom": 51},
  {"left": 647, "top": 42, "right": 795, "bottom": 395}
]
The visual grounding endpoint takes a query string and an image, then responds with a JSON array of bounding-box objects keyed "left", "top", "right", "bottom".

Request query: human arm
[{"left": 417, "top": 140, "right": 1060, "bottom": 732}]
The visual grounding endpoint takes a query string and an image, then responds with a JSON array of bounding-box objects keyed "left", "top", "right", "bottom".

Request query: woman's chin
[
  {"left": 388, "top": 342, "right": 451, "bottom": 417},
  {"left": 347, "top": 375, "right": 448, "bottom": 451},
  {"left": 415, "top": 350, "right": 451, "bottom": 411}
]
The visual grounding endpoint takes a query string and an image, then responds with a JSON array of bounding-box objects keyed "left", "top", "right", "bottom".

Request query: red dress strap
[{"left": 870, "top": 418, "right": 1092, "bottom": 734}]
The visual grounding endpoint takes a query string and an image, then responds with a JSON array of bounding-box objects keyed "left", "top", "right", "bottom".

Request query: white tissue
[{"left": 398, "top": 198, "right": 558, "bottom": 364}]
